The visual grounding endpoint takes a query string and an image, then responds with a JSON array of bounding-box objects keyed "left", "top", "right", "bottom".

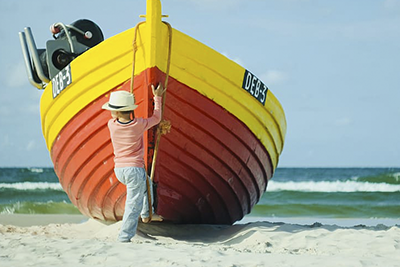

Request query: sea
[{"left": 1, "top": 167, "right": 400, "bottom": 222}]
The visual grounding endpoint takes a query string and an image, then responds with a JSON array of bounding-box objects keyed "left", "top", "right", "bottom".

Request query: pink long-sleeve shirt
[{"left": 107, "top": 96, "right": 162, "bottom": 168}]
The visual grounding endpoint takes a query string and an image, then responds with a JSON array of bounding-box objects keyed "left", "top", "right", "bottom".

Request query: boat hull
[
  {"left": 37, "top": 0, "right": 286, "bottom": 225},
  {"left": 51, "top": 67, "right": 272, "bottom": 224}
]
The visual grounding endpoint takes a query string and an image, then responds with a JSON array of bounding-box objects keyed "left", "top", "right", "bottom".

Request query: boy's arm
[
  {"left": 140, "top": 83, "right": 164, "bottom": 130},
  {"left": 149, "top": 95, "right": 162, "bottom": 125},
  {"left": 141, "top": 95, "right": 162, "bottom": 131}
]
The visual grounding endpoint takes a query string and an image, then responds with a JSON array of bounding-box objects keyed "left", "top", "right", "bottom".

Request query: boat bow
[{"left": 20, "top": 0, "right": 286, "bottom": 224}]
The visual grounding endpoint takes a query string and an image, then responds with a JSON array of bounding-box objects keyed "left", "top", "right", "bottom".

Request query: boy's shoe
[
  {"left": 151, "top": 213, "right": 163, "bottom": 222},
  {"left": 141, "top": 213, "right": 163, "bottom": 223},
  {"left": 141, "top": 217, "right": 151, "bottom": 223}
]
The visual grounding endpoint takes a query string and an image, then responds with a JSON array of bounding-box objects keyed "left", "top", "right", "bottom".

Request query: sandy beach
[{"left": 0, "top": 215, "right": 399, "bottom": 267}]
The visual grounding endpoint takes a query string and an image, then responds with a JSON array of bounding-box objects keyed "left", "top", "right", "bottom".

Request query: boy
[{"left": 102, "top": 83, "right": 165, "bottom": 242}]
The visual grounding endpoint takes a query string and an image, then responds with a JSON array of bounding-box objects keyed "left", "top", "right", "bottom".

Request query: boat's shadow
[{"left": 137, "top": 220, "right": 394, "bottom": 244}]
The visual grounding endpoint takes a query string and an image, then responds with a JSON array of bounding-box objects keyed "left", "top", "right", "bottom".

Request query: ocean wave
[
  {"left": 0, "top": 201, "right": 80, "bottom": 214},
  {"left": 355, "top": 172, "right": 400, "bottom": 185},
  {"left": 251, "top": 202, "right": 400, "bottom": 218},
  {"left": 0, "top": 182, "right": 63, "bottom": 191},
  {"left": 267, "top": 180, "right": 400, "bottom": 192},
  {"left": 28, "top": 168, "right": 44, "bottom": 173}
]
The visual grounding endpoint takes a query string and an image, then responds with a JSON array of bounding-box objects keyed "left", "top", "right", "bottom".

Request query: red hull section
[{"left": 51, "top": 67, "right": 272, "bottom": 224}]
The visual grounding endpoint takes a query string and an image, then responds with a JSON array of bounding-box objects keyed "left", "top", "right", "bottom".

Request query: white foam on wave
[
  {"left": 28, "top": 168, "right": 44, "bottom": 173},
  {"left": 392, "top": 172, "right": 400, "bottom": 181},
  {"left": 0, "top": 182, "right": 63, "bottom": 191},
  {"left": 267, "top": 180, "right": 400, "bottom": 192}
]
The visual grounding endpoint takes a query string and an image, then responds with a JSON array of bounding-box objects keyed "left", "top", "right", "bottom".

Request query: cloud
[
  {"left": 180, "top": 0, "right": 243, "bottom": 10},
  {"left": 0, "top": 106, "right": 11, "bottom": 116},
  {"left": 26, "top": 140, "right": 37, "bottom": 151},
  {"left": 221, "top": 52, "right": 245, "bottom": 66},
  {"left": 26, "top": 103, "right": 40, "bottom": 115},
  {"left": 384, "top": 0, "right": 400, "bottom": 9},
  {"left": 260, "top": 70, "right": 288, "bottom": 85},
  {"left": 1, "top": 135, "right": 13, "bottom": 148},
  {"left": 335, "top": 117, "right": 353, "bottom": 126},
  {"left": 6, "top": 60, "right": 29, "bottom": 88}
]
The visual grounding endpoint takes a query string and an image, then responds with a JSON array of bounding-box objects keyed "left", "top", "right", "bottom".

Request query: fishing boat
[{"left": 18, "top": 0, "right": 286, "bottom": 224}]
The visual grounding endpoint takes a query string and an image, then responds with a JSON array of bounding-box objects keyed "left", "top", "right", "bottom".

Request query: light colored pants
[{"left": 114, "top": 167, "right": 153, "bottom": 241}]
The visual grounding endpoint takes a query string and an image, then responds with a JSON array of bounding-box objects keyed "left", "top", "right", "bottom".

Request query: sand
[{"left": 0, "top": 214, "right": 399, "bottom": 267}]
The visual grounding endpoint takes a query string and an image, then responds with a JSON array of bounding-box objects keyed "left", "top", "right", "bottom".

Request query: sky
[{"left": 0, "top": 0, "right": 399, "bottom": 167}]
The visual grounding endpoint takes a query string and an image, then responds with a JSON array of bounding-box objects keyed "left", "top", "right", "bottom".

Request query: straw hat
[{"left": 102, "top": 91, "right": 138, "bottom": 111}]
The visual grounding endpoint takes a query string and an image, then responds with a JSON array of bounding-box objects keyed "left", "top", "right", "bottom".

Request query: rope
[
  {"left": 130, "top": 21, "right": 145, "bottom": 94},
  {"left": 129, "top": 20, "right": 173, "bottom": 222},
  {"left": 147, "top": 21, "right": 173, "bottom": 221},
  {"left": 150, "top": 21, "right": 173, "bottom": 182}
]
